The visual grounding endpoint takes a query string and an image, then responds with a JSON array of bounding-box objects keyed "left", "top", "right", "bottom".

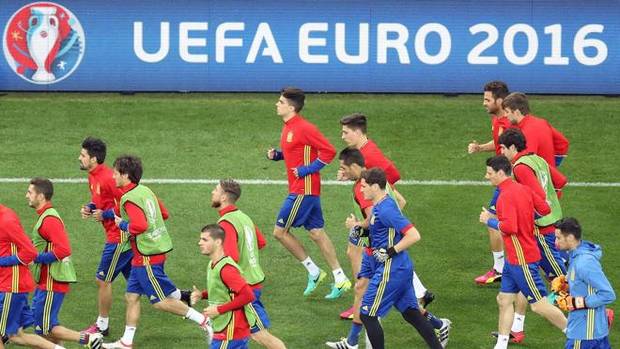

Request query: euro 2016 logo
[{"left": 3, "top": 2, "right": 85, "bottom": 84}]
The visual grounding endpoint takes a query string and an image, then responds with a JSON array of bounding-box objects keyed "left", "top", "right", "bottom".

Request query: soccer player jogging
[
  {"left": 326, "top": 150, "right": 450, "bottom": 349},
  {"left": 0, "top": 201, "right": 69, "bottom": 349},
  {"left": 102, "top": 155, "right": 210, "bottom": 349},
  {"left": 78, "top": 137, "right": 133, "bottom": 336},
  {"left": 478, "top": 156, "right": 567, "bottom": 349},
  {"left": 467, "top": 81, "right": 512, "bottom": 285},
  {"left": 196, "top": 225, "right": 257, "bottom": 349},
  {"left": 497, "top": 128, "right": 569, "bottom": 342},
  {"left": 339, "top": 113, "right": 433, "bottom": 318},
  {"left": 266, "top": 87, "right": 351, "bottom": 299},
  {"left": 26, "top": 178, "right": 103, "bottom": 348},
  {"left": 356, "top": 168, "right": 442, "bottom": 349},
  {"left": 554, "top": 218, "right": 616, "bottom": 349}
]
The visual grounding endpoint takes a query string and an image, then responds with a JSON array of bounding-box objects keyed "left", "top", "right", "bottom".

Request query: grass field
[{"left": 0, "top": 93, "right": 618, "bottom": 348}]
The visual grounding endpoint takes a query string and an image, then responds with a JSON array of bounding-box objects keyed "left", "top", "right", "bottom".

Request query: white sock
[
  {"left": 494, "top": 334, "right": 509, "bottom": 349},
  {"left": 185, "top": 307, "right": 207, "bottom": 325},
  {"left": 121, "top": 326, "right": 137, "bottom": 345},
  {"left": 301, "top": 257, "right": 320, "bottom": 277},
  {"left": 511, "top": 313, "right": 525, "bottom": 332},
  {"left": 412, "top": 272, "right": 427, "bottom": 299},
  {"left": 493, "top": 251, "right": 505, "bottom": 272},
  {"left": 96, "top": 316, "right": 109, "bottom": 331},
  {"left": 332, "top": 268, "right": 347, "bottom": 283}
]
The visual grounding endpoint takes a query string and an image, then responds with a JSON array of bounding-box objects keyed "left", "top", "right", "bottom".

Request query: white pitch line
[{"left": 0, "top": 177, "right": 618, "bottom": 187}]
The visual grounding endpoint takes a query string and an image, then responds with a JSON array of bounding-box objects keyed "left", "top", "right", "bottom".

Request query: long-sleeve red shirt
[
  {"left": 512, "top": 151, "right": 567, "bottom": 234},
  {"left": 206, "top": 261, "right": 255, "bottom": 340},
  {"left": 280, "top": 115, "right": 336, "bottom": 196},
  {"left": 88, "top": 164, "right": 124, "bottom": 243},
  {"left": 492, "top": 115, "right": 513, "bottom": 155},
  {"left": 0, "top": 205, "right": 36, "bottom": 293},
  {"left": 360, "top": 139, "right": 401, "bottom": 185},
  {"left": 517, "top": 115, "right": 569, "bottom": 168},
  {"left": 35, "top": 203, "right": 72, "bottom": 293},
  {"left": 218, "top": 205, "right": 266, "bottom": 289},
  {"left": 119, "top": 183, "right": 169, "bottom": 266},
  {"left": 495, "top": 178, "right": 550, "bottom": 265}
]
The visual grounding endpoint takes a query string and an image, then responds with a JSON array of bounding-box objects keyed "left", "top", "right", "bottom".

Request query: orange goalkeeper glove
[
  {"left": 551, "top": 275, "right": 569, "bottom": 294},
  {"left": 557, "top": 292, "right": 586, "bottom": 312}
]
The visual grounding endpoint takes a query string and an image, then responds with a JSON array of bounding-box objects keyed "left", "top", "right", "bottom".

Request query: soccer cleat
[
  {"left": 325, "top": 279, "right": 352, "bottom": 300},
  {"left": 339, "top": 306, "right": 355, "bottom": 320},
  {"left": 102, "top": 340, "right": 132, "bottom": 349},
  {"left": 200, "top": 317, "right": 214, "bottom": 345},
  {"left": 325, "top": 337, "right": 358, "bottom": 349},
  {"left": 436, "top": 319, "right": 451, "bottom": 348},
  {"left": 475, "top": 269, "right": 502, "bottom": 285},
  {"left": 86, "top": 333, "right": 104, "bottom": 349},
  {"left": 180, "top": 289, "right": 192, "bottom": 306},
  {"left": 83, "top": 323, "right": 109, "bottom": 337},
  {"left": 420, "top": 290, "right": 435, "bottom": 308},
  {"left": 491, "top": 330, "right": 525, "bottom": 343},
  {"left": 304, "top": 269, "right": 327, "bottom": 296}
]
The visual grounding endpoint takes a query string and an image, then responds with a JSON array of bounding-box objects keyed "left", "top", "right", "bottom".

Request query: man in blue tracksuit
[{"left": 554, "top": 218, "right": 615, "bottom": 349}]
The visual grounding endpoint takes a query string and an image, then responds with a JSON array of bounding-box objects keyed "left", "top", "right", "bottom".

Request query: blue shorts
[
  {"left": 360, "top": 261, "right": 417, "bottom": 317},
  {"left": 501, "top": 262, "right": 548, "bottom": 304},
  {"left": 565, "top": 337, "right": 610, "bottom": 349},
  {"left": 31, "top": 288, "right": 64, "bottom": 335},
  {"left": 126, "top": 264, "right": 177, "bottom": 304},
  {"left": 211, "top": 338, "right": 249, "bottom": 349},
  {"left": 96, "top": 242, "right": 133, "bottom": 283},
  {"left": 276, "top": 194, "right": 324, "bottom": 231},
  {"left": 0, "top": 292, "right": 34, "bottom": 336},
  {"left": 535, "top": 231, "right": 567, "bottom": 280},
  {"left": 357, "top": 252, "right": 379, "bottom": 279},
  {"left": 249, "top": 288, "right": 271, "bottom": 333}
]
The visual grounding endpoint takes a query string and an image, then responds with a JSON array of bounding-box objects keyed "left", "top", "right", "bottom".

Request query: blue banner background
[{"left": 1, "top": 0, "right": 618, "bottom": 93}]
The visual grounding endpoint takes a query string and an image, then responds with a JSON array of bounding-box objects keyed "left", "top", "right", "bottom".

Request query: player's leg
[
  {"left": 248, "top": 289, "right": 286, "bottom": 349},
  {"left": 476, "top": 227, "right": 504, "bottom": 284},
  {"left": 496, "top": 292, "right": 517, "bottom": 349},
  {"left": 340, "top": 241, "right": 364, "bottom": 319},
  {"left": 1, "top": 293, "right": 62, "bottom": 349},
  {"left": 400, "top": 308, "right": 443, "bottom": 349},
  {"left": 536, "top": 231, "right": 567, "bottom": 281},
  {"left": 9, "top": 328, "right": 63, "bottom": 349},
  {"left": 516, "top": 262, "right": 567, "bottom": 331},
  {"left": 103, "top": 266, "right": 142, "bottom": 349}
]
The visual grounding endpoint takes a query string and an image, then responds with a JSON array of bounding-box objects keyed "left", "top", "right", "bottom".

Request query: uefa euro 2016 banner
[{"left": 1, "top": 1, "right": 618, "bottom": 93}]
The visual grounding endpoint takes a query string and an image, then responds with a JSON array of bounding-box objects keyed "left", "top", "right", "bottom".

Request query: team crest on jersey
[
  {"left": 286, "top": 131, "right": 293, "bottom": 143},
  {"left": 3, "top": 2, "right": 85, "bottom": 84}
]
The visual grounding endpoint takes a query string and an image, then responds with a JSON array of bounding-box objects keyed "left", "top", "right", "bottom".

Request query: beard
[{"left": 211, "top": 200, "right": 221, "bottom": 208}]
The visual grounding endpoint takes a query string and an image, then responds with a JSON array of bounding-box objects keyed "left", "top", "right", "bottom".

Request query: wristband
[
  {"left": 118, "top": 220, "right": 129, "bottom": 232},
  {"left": 35, "top": 252, "right": 58, "bottom": 264},
  {"left": 86, "top": 203, "right": 97, "bottom": 211},
  {"left": 487, "top": 218, "right": 500, "bottom": 231},
  {"left": 101, "top": 209, "right": 116, "bottom": 220},
  {"left": 387, "top": 246, "right": 397, "bottom": 257}
]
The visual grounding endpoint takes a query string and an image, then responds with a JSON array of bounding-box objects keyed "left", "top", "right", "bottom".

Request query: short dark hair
[
  {"left": 361, "top": 167, "right": 387, "bottom": 190},
  {"left": 30, "top": 177, "right": 53, "bottom": 200},
  {"left": 486, "top": 156, "right": 512, "bottom": 176},
  {"left": 220, "top": 179, "right": 241, "bottom": 202},
  {"left": 555, "top": 217, "right": 582, "bottom": 240},
  {"left": 498, "top": 128, "right": 527, "bottom": 152},
  {"left": 280, "top": 87, "right": 305, "bottom": 112},
  {"left": 339, "top": 147, "right": 365, "bottom": 167},
  {"left": 202, "top": 224, "right": 225, "bottom": 242},
  {"left": 340, "top": 113, "right": 368, "bottom": 134},
  {"left": 81, "top": 137, "right": 107, "bottom": 164},
  {"left": 483, "top": 81, "right": 509, "bottom": 100},
  {"left": 502, "top": 92, "right": 530, "bottom": 115},
  {"left": 113, "top": 155, "right": 143, "bottom": 184}
]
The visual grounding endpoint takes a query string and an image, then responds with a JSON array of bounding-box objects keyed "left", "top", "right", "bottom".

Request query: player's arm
[
  {"left": 392, "top": 188, "right": 407, "bottom": 209},
  {"left": 468, "top": 140, "right": 494, "bottom": 153},
  {"left": 529, "top": 186, "right": 551, "bottom": 217},
  {"left": 219, "top": 221, "right": 240, "bottom": 262},
  {"left": 214, "top": 265, "right": 256, "bottom": 314},
  {"left": 0, "top": 217, "right": 37, "bottom": 266},
  {"left": 35, "top": 216, "right": 71, "bottom": 264},
  {"left": 578, "top": 257, "right": 616, "bottom": 308},
  {"left": 377, "top": 211, "right": 419, "bottom": 259},
  {"left": 295, "top": 125, "right": 336, "bottom": 177},
  {"left": 254, "top": 225, "right": 266, "bottom": 250},
  {"left": 550, "top": 124, "right": 569, "bottom": 166},
  {"left": 485, "top": 196, "right": 517, "bottom": 235},
  {"left": 513, "top": 164, "right": 547, "bottom": 202},
  {"left": 157, "top": 197, "right": 169, "bottom": 220},
  {"left": 267, "top": 148, "right": 284, "bottom": 161},
  {"left": 549, "top": 165, "right": 568, "bottom": 199},
  {"left": 117, "top": 201, "right": 148, "bottom": 236}
]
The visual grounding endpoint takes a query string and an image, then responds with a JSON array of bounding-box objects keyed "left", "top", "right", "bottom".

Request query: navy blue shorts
[
  {"left": 31, "top": 288, "right": 64, "bottom": 335},
  {"left": 357, "top": 252, "right": 379, "bottom": 279},
  {"left": 212, "top": 338, "right": 249, "bottom": 349},
  {"left": 0, "top": 292, "right": 33, "bottom": 336},
  {"left": 565, "top": 337, "right": 610, "bottom": 349},
  {"left": 275, "top": 194, "right": 324, "bottom": 231},
  {"left": 96, "top": 242, "right": 133, "bottom": 283},
  {"left": 360, "top": 261, "right": 417, "bottom": 317},
  {"left": 126, "top": 264, "right": 177, "bottom": 304},
  {"left": 535, "top": 231, "right": 567, "bottom": 280},
  {"left": 500, "top": 262, "right": 548, "bottom": 303},
  {"left": 249, "top": 288, "right": 271, "bottom": 333}
]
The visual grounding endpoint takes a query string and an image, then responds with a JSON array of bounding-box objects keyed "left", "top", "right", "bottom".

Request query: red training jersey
[
  {"left": 119, "top": 183, "right": 169, "bottom": 266},
  {"left": 280, "top": 115, "right": 336, "bottom": 196},
  {"left": 516, "top": 115, "right": 569, "bottom": 168},
  {"left": 492, "top": 115, "right": 512, "bottom": 155},
  {"left": 495, "top": 178, "right": 550, "bottom": 265},
  {"left": 359, "top": 140, "right": 401, "bottom": 185},
  {"left": 0, "top": 205, "right": 36, "bottom": 293},
  {"left": 353, "top": 180, "right": 373, "bottom": 217},
  {"left": 88, "top": 164, "right": 124, "bottom": 243},
  {"left": 35, "top": 203, "right": 71, "bottom": 293}
]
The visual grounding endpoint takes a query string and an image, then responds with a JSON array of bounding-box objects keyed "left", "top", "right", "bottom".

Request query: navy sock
[
  {"left": 425, "top": 310, "right": 444, "bottom": 329},
  {"left": 347, "top": 322, "right": 363, "bottom": 345}
]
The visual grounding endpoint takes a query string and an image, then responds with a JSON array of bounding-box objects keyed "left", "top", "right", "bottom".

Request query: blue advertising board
[{"left": 1, "top": 0, "right": 618, "bottom": 93}]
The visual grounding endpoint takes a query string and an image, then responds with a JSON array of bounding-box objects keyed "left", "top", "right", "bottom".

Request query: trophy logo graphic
[{"left": 3, "top": 2, "right": 85, "bottom": 85}]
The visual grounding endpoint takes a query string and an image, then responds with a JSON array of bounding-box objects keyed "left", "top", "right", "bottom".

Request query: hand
[
  {"left": 80, "top": 205, "right": 92, "bottom": 219},
  {"left": 349, "top": 225, "right": 363, "bottom": 240},
  {"left": 345, "top": 214, "right": 360, "bottom": 230},
  {"left": 204, "top": 305, "right": 220, "bottom": 318},
  {"left": 556, "top": 292, "right": 585, "bottom": 312},
  {"left": 468, "top": 140, "right": 480, "bottom": 154},
  {"left": 190, "top": 285, "right": 202, "bottom": 306},
  {"left": 267, "top": 148, "right": 276, "bottom": 160},
  {"left": 336, "top": 168, "right": 350, "bottom": 181},
  {"left": 92, "top": 209, "right": 104, "bottom": 222},
  {"left": 479, "top": 207, "right": 493, "bottom": 224},
  {"left": 373, "top": 247, "right": 396, "bottom": 263},
  {"left": 551, "top": 275, "right": 569, "bottom": 294}
]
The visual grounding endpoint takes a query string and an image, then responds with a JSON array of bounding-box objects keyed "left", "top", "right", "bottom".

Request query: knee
[
  {"left": 496, "top": 294, "right": 511, "bottom": 308},
  {"left": 125, "top": 293, "right": 139, "bottom": 305},
  {"left": 346, "top": 246, "right": 355, "bottom": 260},
  {"left": 354, "top": 280, "right": 366, "bottom": 295},
  {"left": 308, "top": 229, "right": 324, "bottom": 242},
  {"left": 273, "top": 227, "right": 286, "bottom": 240}
]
